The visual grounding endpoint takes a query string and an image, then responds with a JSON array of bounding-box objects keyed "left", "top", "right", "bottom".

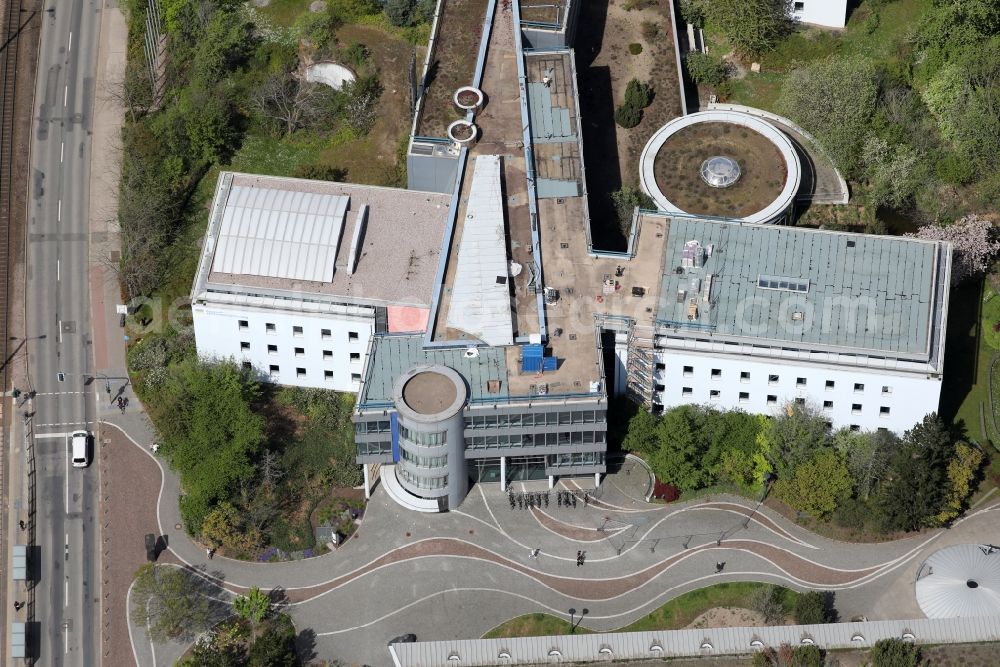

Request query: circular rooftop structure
[
  {"left": 393, "top": 365, "right": 467, "bottom": 421},
  {"left": 639, "top": 110, "right": 801, "bottom": 224},
  {"left": 915, "top": 544, "right": 1000, "bottom": 618}
]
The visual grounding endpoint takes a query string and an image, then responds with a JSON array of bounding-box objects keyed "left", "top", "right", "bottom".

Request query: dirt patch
[
  {"left": 414, "top": 0, "right": 490, "bottom": 138},
  {"left": 685, "top": 606, "right": 766, "bottom": 629},
  {"left": 652, "top": 121, "right": 786, "bottom": 218},
  {"left": 577, "top": 0, "right": 683, "bottom": 250},
  {"left": 324, "top": 24, "right": 417, "bottom": 185}
]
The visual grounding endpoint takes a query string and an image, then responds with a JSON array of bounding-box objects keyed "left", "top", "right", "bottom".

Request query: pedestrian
[
  {"left": 576, "top": 550, "right": 582, "bottom": 567},
  {"left": 207, "top": 548, "right": 214, "bottom": 560},
  {"left": 580, "top": 551, "right": 586, "bottom": 566},
  {"left": 18, "top": 520, "right": 25, "bottom": 531},
  {"left": 13, "top": 601, "right": 22, "bottom": 611},
  {"left": 529, "top": 548, "right": 540, "bottom": 559},
  {"left": 123, "top": 397, "right": 129, "bottom": 408},
  {"left": 715, "top": 561, "right": 725, "bottom": 573}
]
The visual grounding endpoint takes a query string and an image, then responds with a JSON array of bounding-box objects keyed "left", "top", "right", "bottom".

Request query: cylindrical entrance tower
[{"left": 392, "top": 365, "right": 468, "bottom": 510}]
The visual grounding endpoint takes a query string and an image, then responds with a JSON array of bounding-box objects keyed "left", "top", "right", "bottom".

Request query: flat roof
[
  {"left": 195, "top": 173, "right": 451, "bottom": 308},
  {"left": 358, "top": 335, "right": 509, "bottom": 410},
  {"left": 657, "top": 217, "right": 945, "bottom": 356}
]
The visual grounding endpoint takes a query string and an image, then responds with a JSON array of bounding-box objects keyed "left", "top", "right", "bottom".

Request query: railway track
[{"left": 0, "top": 0, "right": 33, "bottom": 660}]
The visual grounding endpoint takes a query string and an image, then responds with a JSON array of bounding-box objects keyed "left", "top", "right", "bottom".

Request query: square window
[
  {"left": 849, "top": 424, "right": 860, "bottom": 432},
  {"left": 796, "top": 377, "right": 806, "bottom": 387},
  {"left": 794, "top": 397, "right": 805, "bottom": 405},
  {"left": 738, "top": 391, "right": 749, "bottom": 402},
  {"left": 242, "top": 361, "right": 252, "bottom": 370},
  {"left": 293, "top": 326, "right": 304, "bottom": 337},
  {"left": 240, "top": 341, "right": 250, "bottom": 351},
  {"left": 324, "top": 370, "right": 334, "bottom": 381},
  {"left": 709, "top": 389, "right": 720, "bottom": 400},
  {"left": 267, "top": 344, "right": 278, "bottom": 354},
  {"left": 323, "top": 350, "right": 333, "bottom": 360},
  {"left": 682, "top": 387, "right": 693, "bottom": 397},
  {"left": 768, "top": 374, "right": 779, "bottom": 385},
  {"left": 321, "top": 328, "right": 332, "bottom": 339},
  {"left": 825, "top": 380, "right": 835, "bottom": 390},
  {"left": 348, "top": 331, "right": 359, "bottom": 341},
  {"left": 882, "top": 385, "right": 892, "bottom": 395},
  {"left": 740, "top": 371, "right": 750, "bottom": 383},
  {"left": 880, "top": 406, "right": 891, "bottom": 416},
  {"left": 854, "top": 383, "right": 865, "bottom": 392},
  {"left": 295, "top": 347, "right": 305, "bottom": 357},
  {"left": 683, "top": 365, "right": 693, "bottom": 377},
  {"left": 793, "top": 1, "right": 804, "bottom": 10},
  {"left": 238, "top": 319, "right": 249, "bottom": 330},
  {"left": 265, "top": 322, "right": 276, "bottom": 333},
  {"left": 823, "top": 400, "right": 833, "bottom": 409},
  {"left": 350, "top": 352, "right": 361, "bottom": 361},
  {"left": 711, "top": 368, "right": 722, "bottom": 379},
  {"left": 296, "top": 367, "right": 306, "bottom": 378},
  {"left": 767, "top": 395, "right": 777, "bottom": 405},
  {"left": 269, "top": 364, "right": 279, "bottom": 374},
  {"left": 852, "top": 403, "right": 862, "bottom": 414},
  {"left": 351, "top": 373, "right": 361, "bottom": 382}
]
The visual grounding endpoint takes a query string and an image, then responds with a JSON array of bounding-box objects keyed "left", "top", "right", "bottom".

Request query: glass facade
[
  {"left": 400, "top": 449, "right": 448, "bottom": 468},
  {"left": 397, "top": 466, "right": 448, "bottom": 490},
  {"left": 465, "top": 409, "right": 606, "bottom": 429},
  {"left": 467, "top": 431, "right": 605, "bottom": 449},
  {"left": 399, "top": 425, "right": 447, "bottom": 446}
]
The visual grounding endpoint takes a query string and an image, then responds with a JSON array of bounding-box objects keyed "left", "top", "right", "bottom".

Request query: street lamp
[{"left": 568, "top": 608, "right": 589, "bottom": 633}]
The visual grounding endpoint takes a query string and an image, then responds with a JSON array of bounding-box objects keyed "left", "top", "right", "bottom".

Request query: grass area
[
  {"left": 257, "top": 0, "right": 314, "bottom": 27},
  {"left": 940, "top": 279, "right": 991, "bottom": 443},
  {"left": 482, "top": 583, "right": 798, "bottom": 638}
]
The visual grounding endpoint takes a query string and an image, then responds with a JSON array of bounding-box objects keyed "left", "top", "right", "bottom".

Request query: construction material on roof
[
  {"left": 916, "top": 544, "right": 1000, "bottom": 618},
  {"left": 212, "top": 184, "right": 349, "bottom": 282},
  {"left": 444, "top": 155, "right": 515, "bottom": 346}
]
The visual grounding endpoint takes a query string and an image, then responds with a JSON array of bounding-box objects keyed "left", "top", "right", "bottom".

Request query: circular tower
[{"left": 392, "top": 365, "right": 469, "bottom": 510}]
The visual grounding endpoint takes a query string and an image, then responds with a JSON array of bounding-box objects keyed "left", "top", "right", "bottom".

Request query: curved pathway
[{"left": 106, "top": 411, "right": 1000, "bottom": 665}]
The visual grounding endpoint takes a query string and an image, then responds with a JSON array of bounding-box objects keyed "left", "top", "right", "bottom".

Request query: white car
[{"left": 71, "top": 430, "right": 91, "bottom": 468}]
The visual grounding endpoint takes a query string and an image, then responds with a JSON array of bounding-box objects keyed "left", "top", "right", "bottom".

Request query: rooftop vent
[
  {"left": 758, "top": 275, "right": 809, "bottom": 293},
  {"left": 682, "top": 240, "right": 704, "bottom": 268},
  {"left": 791, "top": 311, "right": 804, "bottom": 321},
  {"left": 847, "top": 240, "right": 856, "bottom": 248}
]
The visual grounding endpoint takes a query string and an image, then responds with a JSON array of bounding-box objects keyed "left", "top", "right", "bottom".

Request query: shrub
[
  {"left": 614, "top": 103, "right": 642, "bottom": 128},
  {"left": 793, "top": 591, "right": 833, "bottom": 625},
  {"left": 748, "top": 585, "right": 785, "bottom": 625},
  {"left": 870, "top": 638, "right": 920, "bottom": 667},
  {"left": 685, "top": 52, "right": 728, "bottom": 87},
  {"left": 624, "top": 79, "right": 654, "bottom": 109},
  {"left": 792, "top": 645, "right": 823, "bottom": 667},
  {"left": 628, "top": 42, "right": 643, "bottom": 55},
  {"left": 342, "top": 41, "right": 371, "bottom": 68}
]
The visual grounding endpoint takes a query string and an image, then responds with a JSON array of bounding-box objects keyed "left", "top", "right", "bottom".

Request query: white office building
[
  {"left": 190, "top": 172, "right": 450, "bottom": 392},
  {"left": 647, "top": 217, "right": 951, "bottom": 433},
  {"left": 789, "top": 0, "right": 848, "bottom": 28}
]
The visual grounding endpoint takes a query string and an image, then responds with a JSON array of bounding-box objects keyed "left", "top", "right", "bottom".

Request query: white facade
[
  {"left": 654, "top": 350, "right": 942, "bottom": 433},
  {"left": 192, "top": 301, "right": 374, "bottom": 393},
  {"left": 790, "top": 0, "right": 847, "bottom": 28}
]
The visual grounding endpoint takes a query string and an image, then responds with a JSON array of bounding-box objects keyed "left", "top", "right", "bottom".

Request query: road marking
[
  {"left": 35, "top": 391, "right": 86, "bottom": 396},
  {"left": 58, "top": 320, "right": 63, "bottom": 343},
  {"left": 57, "top": 259, "right": 60, "bottom": 281},
  {"left": 68, "top": 31, "right": 72, "bottom": 52},
  {"left": 60, "top": 141, "right": 64, "bottom": 163},
  {"left": 65, "top": 441, "right": 71, "bottom": 513},
  {"left": 34, "top": 432, "right": 73, "bottom": 439},
  {"left": 64, "top": 630, "right": 68, "bottom": 654},
  {"left": 36, "top": 422, "right": 89, "bottom": 428},
  {"left": 57, "top": 199, "right": 62, "bottom": 221},
  {"left": 65, "top": 578, "right": 69, "bottom": 607},
  {"left": 63, "top": 84, "right": 68, "bottom": 107}
]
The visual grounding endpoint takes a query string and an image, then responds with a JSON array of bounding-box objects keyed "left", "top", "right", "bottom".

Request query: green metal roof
[
  {"left": 358, "top": 335, "right": 509, "bottom": 410},
  {"left": 657, "top": 218, "right": 942, "bottom": 356}
]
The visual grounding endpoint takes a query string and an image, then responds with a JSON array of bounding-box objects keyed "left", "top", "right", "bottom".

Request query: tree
[
  {"left": 614, "top": 102, "right": 643, "bottom": 128},
  {"left": 249, "top": 613, "right": 299, "bottom": 667},
  {"left": 233, "top": 586, "right": 272, "bottom": 639},
  {"left": 748, "top": 585, "right": 786, "bottom": 625},
  {"left": 834, "top": 428, "right": 894, "bottom": 500},
  {"left": 777, "top": 55, "right": 879, "bottom": 178},
  {"left": 610, "top": 185, "right": 655, "bottom": 233},
  {"left": 685, "top": 52, "right": 729, "bottom": 87},
  {"left": 910, "top": 215, "right": 1000, "bottom": 285},
  {"left": 861, "top": 136, "right": 922, "bottom": 210},
  {"left": 793, "top": 591, "right": 833, "bottom": 625},
  {"left": 614, "top": 79, "right": 653, "bottom": 129},
  {"left": 621, "top": 408, "right": 661, "bottom": 456},
  {"left": 202, "top": 502, "right": 264, "bottom": 555},
  {"left": 935, "top": 441, "right": 984, "bottom": 524},
  {"left": 703, "top": 0, "right": 791, "bottom": 58},
  {"left": 130, "top": 564, "right": 213, "bottom": 643},
  {"left": 876, "top": 414, "right": 953, "bottom": 531},
  {"left": 649, "top": 405, "right": 712, "bottom": 490},
  {"left": 869, "top": 637, "right": 920, "bottom": 667},
  {"left": 772, "top": 449, "right": 851, "bottom": 518},
  {"left": 343, "top": 74, "right": 383, "bottom": 134},
  {"left": 762, "top": 402, "right": 830, "bottom": 478},
  {"left": 252, "top": 73, "right": 339, "bottom": 137},
  {"left": 156, "top": 360, "right": 266, "bottom": 532}
]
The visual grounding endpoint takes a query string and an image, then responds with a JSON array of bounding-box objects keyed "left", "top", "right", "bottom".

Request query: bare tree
[
  {"left": 251, "top": 73, "right": 336, "bottom": 136},
  {"left": 259, "top": 449, "right": 284, "bottom": 490}
]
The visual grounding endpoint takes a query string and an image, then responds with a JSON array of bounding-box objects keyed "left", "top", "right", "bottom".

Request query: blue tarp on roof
[{"left": 521, "top": 344, "right": 558, "bottom": 372}]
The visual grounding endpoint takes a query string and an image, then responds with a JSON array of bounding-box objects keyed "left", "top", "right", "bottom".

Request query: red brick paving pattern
[
  {"left": 699, "top": 502, "right": 806, "bottom": 545},
  {"left": 101, "top": 427, "right": 179, "bottom": 667},
  {"left": 529, "top": 507, "right": 625, "bottom": 542}
]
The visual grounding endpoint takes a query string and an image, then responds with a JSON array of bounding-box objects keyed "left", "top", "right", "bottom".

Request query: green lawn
[
  {"left": 257, "top": 0, "right": 314, "bottom": 27},
  {"left": 482, "top": 583, "right": 799, "bottom": 638}
]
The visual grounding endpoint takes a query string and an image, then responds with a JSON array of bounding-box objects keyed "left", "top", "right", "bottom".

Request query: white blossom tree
[{"left": 909, "top": 214, "right": 1000, "bottom": 285}]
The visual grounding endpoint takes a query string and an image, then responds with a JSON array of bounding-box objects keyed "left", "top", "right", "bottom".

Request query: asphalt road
[{"left": 25, "top": 1, "right": 102, "bottom": 665}]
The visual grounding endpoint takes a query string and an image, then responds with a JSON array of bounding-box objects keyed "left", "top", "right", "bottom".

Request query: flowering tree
[{"left": 910, "top": 215, "right": 1000, "bottom": 285}]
